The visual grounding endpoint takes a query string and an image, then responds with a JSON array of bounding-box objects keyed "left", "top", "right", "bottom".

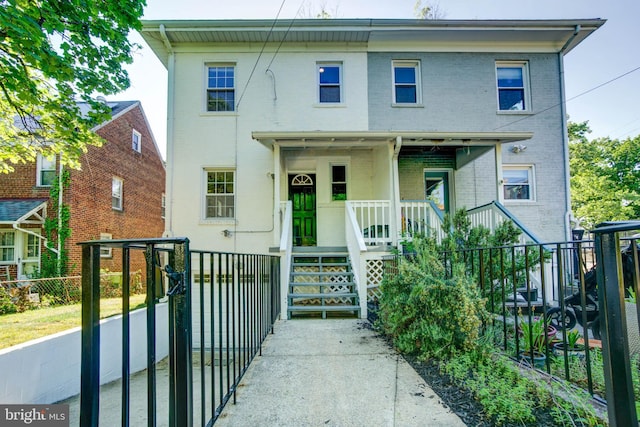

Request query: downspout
[
  {"left": 392, "top": 136, "right": 402, "bottom": 246},
  {"left": 559, "top": 25, "right": 580, "bottom": 241},
  {"left": 160, "top": 24, "right": 176, "bottom": 237},
  {"left": 57, "top": 156, "right": 63, "bottom": 274}
]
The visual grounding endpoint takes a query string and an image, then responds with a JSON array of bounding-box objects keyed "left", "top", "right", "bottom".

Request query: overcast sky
[{"left": 114, "top": 0, "right": 640, "bottom": 158}]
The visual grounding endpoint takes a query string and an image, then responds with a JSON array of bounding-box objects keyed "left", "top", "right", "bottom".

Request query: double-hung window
[
  {"left": 503, "top": 166, "right": 535, "bottom": 201},
  {"left": 206, "top": 65, "right": 235, "bottom": 112},
  {"left": 0, "top": 231, "right": 15, "bottom": 262},
  {"left": 496, "top": 61, "right": 530, "bottom": 111},
  {"left": 318, "top": 63, "right": 342, "bottom": 103},
  {"left": 37, "top": 154, "right": 56, "bottom": 187},
  {"left": 112, "top": 177, "right": 123, "bottom": 211},
  {"left": 331, "top": 165, "right": 347, "bottom": 201},
  {"left": 132, "top": 129, "right": 142, "bottom": 153},
  {"left": 24, "top": 233, "right": 40, "bottom": 259},
  {"left": 392, "top": 60, "right": 421, "bottom": 104},
  {"left": 205, "top": 170, "right": 235, "bottom": 219}
]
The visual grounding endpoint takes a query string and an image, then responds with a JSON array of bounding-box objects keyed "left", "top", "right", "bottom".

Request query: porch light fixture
[{"left": 511, "top": 144, "right": 527, "bottom": 154}]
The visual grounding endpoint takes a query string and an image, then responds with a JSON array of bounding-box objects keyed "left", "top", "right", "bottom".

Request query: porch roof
[
  {"left": 0, "top": 199, "right": 47, "bottom": 225},
  {"left": 252, "top": 130, "right": 533, "bottom": 149}
]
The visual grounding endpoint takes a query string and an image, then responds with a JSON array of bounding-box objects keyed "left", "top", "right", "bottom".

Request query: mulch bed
[{"left": 359, "top": 320, "right": 561, "bottom": 426}]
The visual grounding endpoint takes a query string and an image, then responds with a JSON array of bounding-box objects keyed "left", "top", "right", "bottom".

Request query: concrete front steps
[{"left": 288, "top": 247, "right": 360, "bottom": 319}]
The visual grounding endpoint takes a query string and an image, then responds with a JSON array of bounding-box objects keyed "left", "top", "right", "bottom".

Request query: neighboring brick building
[{"left": 0, "top": 101, "right": 165, "bottom": 279}]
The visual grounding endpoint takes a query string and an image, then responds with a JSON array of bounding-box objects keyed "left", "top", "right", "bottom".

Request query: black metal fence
[
  {"left": 451, "top": 223, "right": 640, "bottom": 427},
  {"left": 78, "top": 238, "right": 280, "bottom": 427}
]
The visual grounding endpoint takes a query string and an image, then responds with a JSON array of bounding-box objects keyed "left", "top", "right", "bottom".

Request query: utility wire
[
  {"left": 493, "top": 64, "right": 640, "bottom": 131},
  {"left": 235, "top": 0, "right": 288, "bottom": 110}
]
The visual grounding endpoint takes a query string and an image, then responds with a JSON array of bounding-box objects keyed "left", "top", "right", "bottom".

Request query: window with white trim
[
  {"left": 206, "top": 65, "right": 235, "bottom": 112},
  {"left": 24, "top": 233, "right": 40, "bottom": 259},
  {"left": 0, "top": 230, "right": 15, "bottom": 262},
  {"left": 132, "top": 129, "right": 142, "bottom": 153},
  {"left": 36, "top": 154, "right": 56, "bottom": 187},
  {"left": 100, "top": 233, "right": 113, "bottom": 258},
  {"left": 112, "top": 177, "right": 123, "bottom": 211},
  {"left": 331, "top": 165, "right": 347, "bottom": 201},
  {"left": 161, "top": 193, "right": 166, "bottom": 219},
  {"left": 496, "top": 61, "right": 530, "bottom": 111},
  {"left": 318, "top": 63, "right": 342, "bottom": 103},
  {"left": 392, "top": 60, "right": 421, "bottom": 104},
  {"left": 205, "top": 170, "right": 235, "bottom": 219},
  {"left": 503, "top": 166, "right": 535, "bottom": 201}
]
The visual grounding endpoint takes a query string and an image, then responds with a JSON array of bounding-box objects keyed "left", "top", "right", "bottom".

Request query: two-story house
[
  {"left": 0, "top": 100, "right": 166, "bottom": 279},
  {"left": 141, "top": 19, "right": 603, "bottom": 318}
]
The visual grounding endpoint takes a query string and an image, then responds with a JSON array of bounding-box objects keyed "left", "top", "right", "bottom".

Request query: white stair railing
[
  {"left": 279, "top": 201, "right": 293, "bottom": 315},
  {"left": 466, "top": 201, "right": 542, "bottom": 245},
  {"left": 399, "top": 200, "right": 445, "bottom": 243}
]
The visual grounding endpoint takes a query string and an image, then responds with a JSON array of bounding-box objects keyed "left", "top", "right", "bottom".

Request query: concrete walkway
[{"left": 214, "top": 319, "right": 465, "bottom": 427}]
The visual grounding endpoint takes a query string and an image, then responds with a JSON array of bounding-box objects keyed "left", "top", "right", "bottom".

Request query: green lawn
[{"left": 0, "top": 294, "right": 147, "bottom": 350}]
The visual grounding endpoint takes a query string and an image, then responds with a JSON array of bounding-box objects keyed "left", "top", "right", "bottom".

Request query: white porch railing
[
  {"left": 347, "top": 200, "right": 393, "bottom": 246},
  {"left": 400, "top": 200, "right": 445, "bottom": 243},
  {"left": 279, "top": 201, "right": 293, "bottom": 315},
  {"left": 466, "top": 201, "right": 542, "bottom": 245}
]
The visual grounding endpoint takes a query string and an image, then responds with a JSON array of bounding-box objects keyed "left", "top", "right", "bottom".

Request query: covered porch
[{"left": 254, "top": 131, "right": 534, "bottom": 319}]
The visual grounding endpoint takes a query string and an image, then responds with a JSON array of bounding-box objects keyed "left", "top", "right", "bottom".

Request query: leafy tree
[
  {"left": 0, "top": 0, "right": 146, "bottom": 173},
  {"left": 569, "top": 121, "right": 640, "bottom": 229},
  {"left": 414, "top": 1, "right": 446, "bottom": 19}
]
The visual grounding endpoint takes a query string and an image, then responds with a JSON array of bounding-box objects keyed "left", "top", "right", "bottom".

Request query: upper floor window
[
  {"left": 392, "top": 60, "right": 421, "bottom": 104},
  {"left": 112, "top": 177, "right": 123, "bottom": 211},
  {"left": 331, "top": 165, "right": 347, "bottom": 201},
  {"left": 161, "top": 193, "right": 166, "bottom": 219},
  {"left": 206, "top": 65, "right": 235, "bottom": 112},
  {"left": 36, "top": 154, "right": 56, "bottom": 187},
  {"left": 132, "top": 129, "right": 142, "bottom": 153},
  {"left": 0, "top": 231, "right": 15, "bottom": 262},
  {"left": 496, "top": 61, "right": 530, "bottom": 111},
  {"left": 503, "top": 166, "right": 535, "bottom": 201},
  {"left": 318, "top": 63, "right": 342, "bottom": 103},
  {"left": 205, "top": 170, "right": 235, "bottom": 219}
]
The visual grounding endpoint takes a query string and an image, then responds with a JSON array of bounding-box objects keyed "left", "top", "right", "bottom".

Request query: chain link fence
[{"left": 0, "top": 270, "right": 144, "bottom": 315}]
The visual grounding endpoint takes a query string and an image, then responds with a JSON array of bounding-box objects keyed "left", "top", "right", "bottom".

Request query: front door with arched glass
[{"left": 289, "top": 174, "right": 317, "bottom": 246}]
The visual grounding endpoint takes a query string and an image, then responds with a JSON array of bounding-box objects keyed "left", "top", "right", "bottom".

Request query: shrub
[
  {"left": 0, "top": 286, "right": 16, "bottom": 315},
  {"left": 378, "top": 237, "right": 487, "bottom": 359}
]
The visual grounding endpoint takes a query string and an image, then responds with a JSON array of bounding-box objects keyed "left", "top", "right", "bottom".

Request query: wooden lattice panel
[{"left": 367, "top": 259, "right": 385, "bottom": 302}]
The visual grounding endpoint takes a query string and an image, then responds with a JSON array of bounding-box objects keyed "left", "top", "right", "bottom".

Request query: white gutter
[
  {"left": 160, "top": 24, "right": 176, "bottom": 237},
  {"left": 559, "top": 25, "right": 580, "bottom": 240}
]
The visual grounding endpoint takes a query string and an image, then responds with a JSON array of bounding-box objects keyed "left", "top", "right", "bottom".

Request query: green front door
[{"left": 290, "top": 174, "right": 317, "bottom": 246}]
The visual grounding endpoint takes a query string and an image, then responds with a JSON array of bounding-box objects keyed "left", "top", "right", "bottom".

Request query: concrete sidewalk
[{"left": 214, "top": 319, "right": 465, "bottom": 427}]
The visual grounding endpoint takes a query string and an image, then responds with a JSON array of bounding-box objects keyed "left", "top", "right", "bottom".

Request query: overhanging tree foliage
[
  {"left": 0, "top": 0, "right": 146, "bottom": 172},
  {"left": 569, "top": 121, "right": 640, "bottom": 229}
]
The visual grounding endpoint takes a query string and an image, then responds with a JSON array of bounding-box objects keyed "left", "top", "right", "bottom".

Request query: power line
[
  {"left": 493, "top": 64, "right": 640, "bottom": 131},
  {"left": 265, "top": 0, "right": 306, "bottom": 71},
  {"left": 235, "top": 0, "right": 288, "bottom": 110}
]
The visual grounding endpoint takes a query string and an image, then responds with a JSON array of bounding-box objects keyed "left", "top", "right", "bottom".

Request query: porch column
[
  {"left": 392, "top": 136, "right": 402, "bottom": 246},
  {"left": 495, "top": 144, "right": 504, "bottom": 204},
  {"left": 273, "top": 144, "right": 281, "bottom": 247}
]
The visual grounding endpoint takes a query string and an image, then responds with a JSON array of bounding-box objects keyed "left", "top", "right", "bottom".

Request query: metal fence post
[
  {"left": 167, "top": 240, "right": 192, "bottom": 427},
  {"left": 80, "top": 244, "right": 101, "bottom": 427},
  {"left": 594, "top": 221, "right": 640, "bottom": 427}
]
